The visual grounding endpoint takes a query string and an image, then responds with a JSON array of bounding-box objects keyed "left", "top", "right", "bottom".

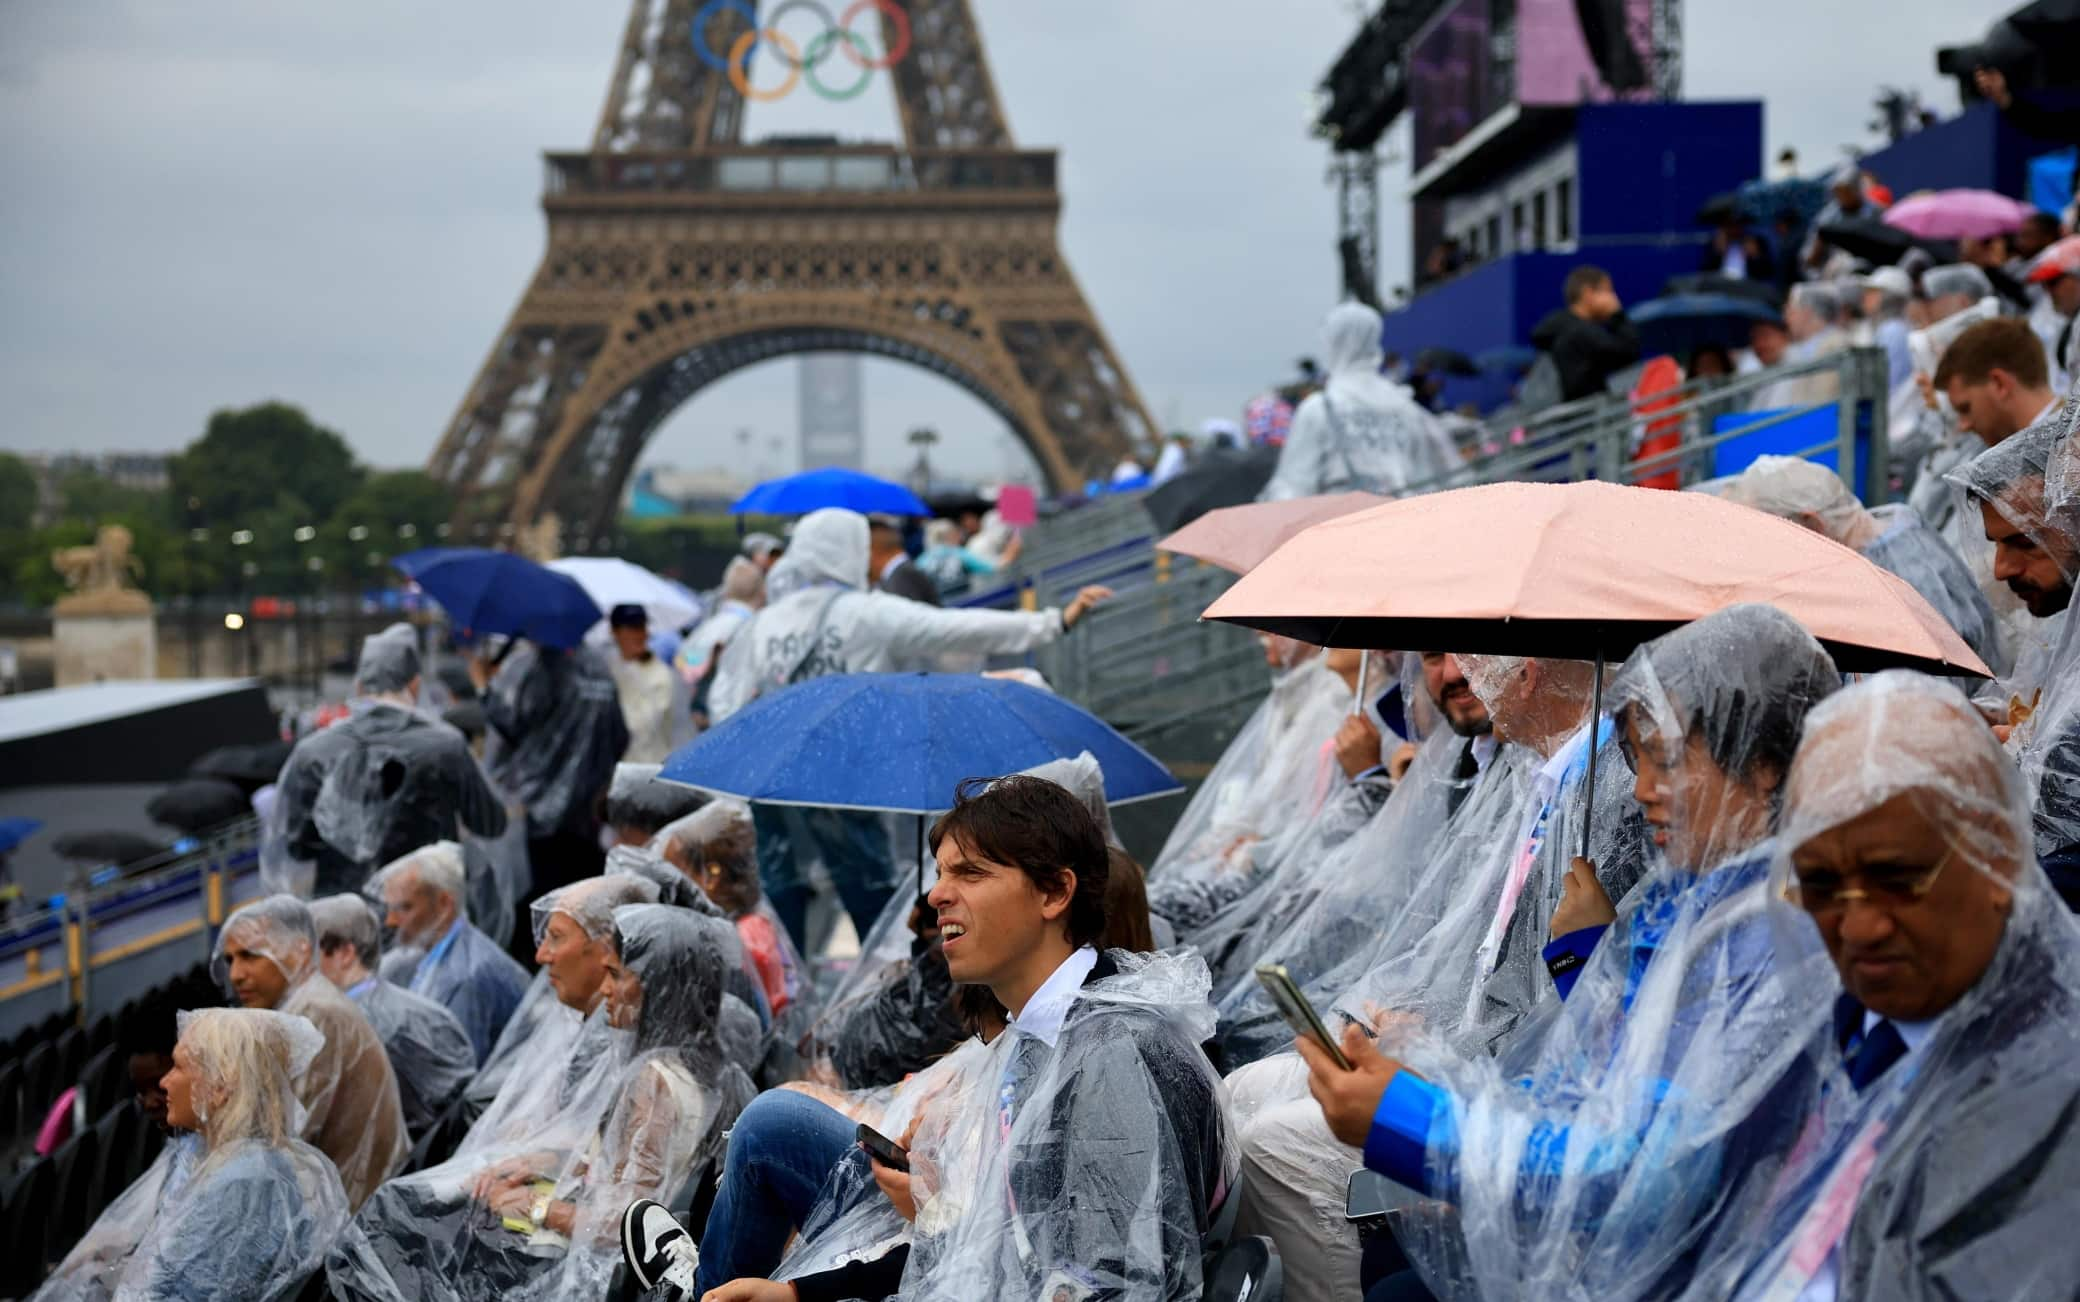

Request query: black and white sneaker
[{"left": 621, "top": 1198, "right": 701, "bottom": 1296}]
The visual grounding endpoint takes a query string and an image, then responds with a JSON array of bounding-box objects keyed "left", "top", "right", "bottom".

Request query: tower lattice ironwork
[{"left": 428, "top": 0, "right": 1155, "bottom": 543}]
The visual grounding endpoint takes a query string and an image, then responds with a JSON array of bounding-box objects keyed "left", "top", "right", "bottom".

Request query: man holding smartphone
[{"left": 621, "top": 775, "right": 1235, "bottom": 1301}]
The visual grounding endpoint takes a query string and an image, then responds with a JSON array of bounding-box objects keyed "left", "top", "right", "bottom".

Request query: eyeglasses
[{"left": 1784, "top": 843, "right": 1956, "bottom": 915}]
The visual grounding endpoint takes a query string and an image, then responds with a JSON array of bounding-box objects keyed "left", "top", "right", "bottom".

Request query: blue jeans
[
  {"left": 695, "top": 1086, "right": 858, "bottom": 1293},
  {"left": 752, "top": 803, "right": 896, "bottom": 952}
]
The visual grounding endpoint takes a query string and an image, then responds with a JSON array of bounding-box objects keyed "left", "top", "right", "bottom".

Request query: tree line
[{"left": 0, "top": 402, "right": 457, "bottom": 608}]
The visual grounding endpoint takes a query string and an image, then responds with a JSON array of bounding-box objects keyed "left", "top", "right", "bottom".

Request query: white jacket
[{"left": 709, "top": 509, "right": 1066, "bottom": 723}]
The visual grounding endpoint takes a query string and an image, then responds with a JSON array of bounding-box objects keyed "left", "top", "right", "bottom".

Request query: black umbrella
[
  {"left": 1661, "top": 273, "right": 1783, "bottom": 309},
  {"left": 2004, "top": 0, "right": 2080, "bottom": 44},
  {"left": 925, "top": 490, "right": 994, "bottom": 520},
  {"left": 1142, "top": 444, "right": 1281, "bottom": 533},
  {"left": 146, "top": 779, "right": 251, "bottom": 834},
  {"left": 1694, "top": 191, "right": 1741, "bottom": 227},
  {"left": 189, "top": 740, "right": 293, "bottom": 792},
  {"left": 1816, "top": 217, "right": 1922, "bottom": 266},
  {"left": 1415, "top": 347, "right": 1481, "bottom": 377},
  {"left": 52, "top": 831, "right": 169, "bottom": 867}
]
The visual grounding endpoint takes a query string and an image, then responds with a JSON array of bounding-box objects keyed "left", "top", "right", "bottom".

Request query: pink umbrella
[
  {"left": 1883, "top": 189, "right": 2034, "bottom": 242},
  {"left": 2026, "top": 235, "right": 2080, "bottom": 285},
  {"left": 1157, "top": 491, "right": 1386, "bottom": 575}
]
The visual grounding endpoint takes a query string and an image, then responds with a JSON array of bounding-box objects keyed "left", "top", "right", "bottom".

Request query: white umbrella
[{"left": 545, "top": 557, "right": 702, "bottom": 636}]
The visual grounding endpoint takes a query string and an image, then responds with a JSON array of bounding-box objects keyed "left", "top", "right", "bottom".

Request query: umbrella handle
[
  {"left": 1582, "top": 649, "right": 1604, "bottom": 861},
  {"left": 1350, "top": 650, "right": 1368, "bottom": 716}
]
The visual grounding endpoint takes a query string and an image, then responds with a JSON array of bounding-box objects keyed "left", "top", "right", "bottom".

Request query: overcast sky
[{"left": 0, "top": 0, "right": 2013, "bottom": 487}]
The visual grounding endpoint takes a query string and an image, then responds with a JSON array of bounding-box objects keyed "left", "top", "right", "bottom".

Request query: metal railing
[
  {"left": 1412, "top": 345, "right": 1893, "bottom": 504},
  {"left": 544, "top": 147, "right": 1059, "bottom": 199},
  {"left": 0, "top": 819, "right": 260, "bottom": 1031}
]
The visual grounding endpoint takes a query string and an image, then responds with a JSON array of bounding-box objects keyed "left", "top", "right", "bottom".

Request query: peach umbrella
[
  {"left": 1157, "top": 491, "right": 1388, "bottom": 575},
  {"left": 1202, "top": 480, "right": 1991, "bottom": 851},
  {"left": 1202, "top": 480, "right": 1988, "bottom": 677}
]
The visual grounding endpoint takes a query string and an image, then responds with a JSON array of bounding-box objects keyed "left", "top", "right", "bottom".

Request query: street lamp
[{"left": 907, "top": 426, "right": 939, "bottom": 494}]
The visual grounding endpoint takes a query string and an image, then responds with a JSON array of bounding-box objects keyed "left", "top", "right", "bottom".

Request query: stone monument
[{"left": 51, "top": 525, "right": 158, "bottom": 686}]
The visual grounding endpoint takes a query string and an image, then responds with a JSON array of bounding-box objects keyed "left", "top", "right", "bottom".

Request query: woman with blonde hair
[{"left": 38, "top": 1007, "right": 350, "bottom": 1301}]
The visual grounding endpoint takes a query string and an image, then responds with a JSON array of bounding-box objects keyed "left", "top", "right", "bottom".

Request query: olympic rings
[
  {"left": 804, "top": 29, "right": 874, "bottom": 100},
  {"left": 835, "top": 0, "right": 911, "bottom": 72},
  {"left": 766, "top": 0, "right": 838, "bottom": 70},
  {"left": 728, "top": 28, "right": 802, "bottom": 102},
  {"left": 691, "top": 0, "right": 912, "bottom": 98},
  {"left": 690, "top": 0, "right": 759, "bottom": 73}
]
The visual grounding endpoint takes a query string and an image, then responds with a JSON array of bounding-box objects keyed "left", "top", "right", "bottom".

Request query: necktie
[
  {"left": 1446, "top": 741, "right": 1480, "bottom": 815},
  {"left": 1846, "top": 1018, "right": 1907, "bottom": 1092}
]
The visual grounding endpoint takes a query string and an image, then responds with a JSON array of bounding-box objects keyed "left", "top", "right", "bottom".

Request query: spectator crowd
[{"left": 22, "top": 80, "right": 2080, "bottom": 1302}]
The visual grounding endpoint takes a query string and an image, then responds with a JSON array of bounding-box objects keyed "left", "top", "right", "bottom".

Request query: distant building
[
  {"left": 23, "top": 451, "right": 172, "bottom": 523},
  {"left": 798, "top": 353, "right": 864, "bottom": 470},
  {"left": 628, "top": 465, "right": 745, "bottom": 516}
]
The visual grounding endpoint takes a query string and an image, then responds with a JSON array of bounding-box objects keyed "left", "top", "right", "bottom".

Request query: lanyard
[
  {"left": 1750, "top": 1119, "right": 1889, "bottom": 1302},
  {"left": 1479, "top": 720, "right": 1609, "bottom": 969}
]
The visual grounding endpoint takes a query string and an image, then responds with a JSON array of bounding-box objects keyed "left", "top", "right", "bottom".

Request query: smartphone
[
  {"left": 856, "top": 1122, "right": 910, "bottom": 1172},
  {"left": 1345, "top": 1170, "right": 1397, "bottom": 1223},
  {"left": 1254, "top": 962, "right": 1351, "bottom": 1071}
]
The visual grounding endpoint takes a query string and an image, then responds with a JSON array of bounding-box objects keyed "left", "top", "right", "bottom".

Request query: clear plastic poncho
[
  {"left": 1207, "top": 719, "right": 1505, "bottom": 1065},
  {"left": 1261, "top": 303, "right": 1461, "bottom": 500},
  {"left": 264, "top": 678, "right": 510, "bottom": 899},
  {"left": 1694, "top": 672, "right": 2080, "bottom": 1301},
  {"left": 1717, "top": 456, "right": 2005, "bottom": 674},
  {"left": 601, "top": 761, "right": 706, "bottom": 839},
  {"left": 213, "top": 896, "right": 409, "bottom": 1211},
  {"left": 327, "top": 904, "right": 753, "bottom": 1302},
  {"left": 311, "top": 893, "right": 477, "bottom": 1136},
  {"left": 1940, "top": 401, "right": 2071, "bottom": 703},
  {"left": 34, "top": 1135, "right": 204, "bottom": 1302},
  {"left": 771, "top": 1036, "right": 999, "bottom": 1286},
  {"left": 708, "top": 509, "right": 1066, "bottom": 721},
  {"left": 59, "top": 1009, "right": 351, "bottom": 1302},
  {"left": 1381, "top": 605, "right": 1843, "bottom": 1299},
  {"left": 894, "top": 950, "right": 1237, "bottom": 1300},
  {"left": 481, "top": 641, "right": 629, "bottom": 840},
  {"left": 1945, "top": 408, "right": 2080, "bottom": 877},
  {"left": 367, "top": 843, "right": 532, "bottom": 1065},
  {"left": 653, "top": 798, "right": 810, "bottom": 1028},
  {"left": 1323, "top": 660, "right": 1652, "bottom": 1061},
  {"left": 1146, "top": 650, "right": 1352, "bottom": 934},
  {"left": 453, "top": 875, "right": 657, "bottom": 1161}
]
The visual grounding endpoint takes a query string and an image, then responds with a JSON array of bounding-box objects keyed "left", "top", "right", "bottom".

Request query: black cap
[{"left": 608, "top": 603, "right": 648, "bottom": 629}]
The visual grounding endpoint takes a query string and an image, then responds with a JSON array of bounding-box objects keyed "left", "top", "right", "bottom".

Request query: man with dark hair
[
  {"left": 1531, "top": 265, "right": 1640, "bottom": 403},
  {"left": 1933, "top": 317, "right": 2057, "bottom": 445},
  {"left": 607, "top": 603, "right": 682, "bottom": 764},
  {"left": 622, "top": 775, "right": 1236, "bottom": 1301},
  {"left": 866, "top": 514, "right": 941, "bottom": 606}
]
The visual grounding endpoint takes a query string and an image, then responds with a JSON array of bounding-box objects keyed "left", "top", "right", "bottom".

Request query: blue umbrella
[
  {"left": 664, "top": 673, "right": 1182, "bottom": 893},
  {"left": 731, "top": 467, "right": 931, "bottom": 517},
  {"left": 1631, "top": 292, "right": 1782, "bottom": 358},
  {"left": 662, "top": 672, "right": 1181, "bottom": 814},
  {"left": 0, "top": 817, "right": 42, "bottom": 854},
  {"left": 391, "top": 547, "right": 602, "bottom": 649}
]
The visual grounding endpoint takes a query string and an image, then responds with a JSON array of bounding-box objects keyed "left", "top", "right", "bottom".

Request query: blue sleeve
[
  {"left": 1542, "top": 925, "right": 1607, "bottom": 1000},
  {"left": 1363, "top": 1072, "right": 1452, "bottom": 1195}
]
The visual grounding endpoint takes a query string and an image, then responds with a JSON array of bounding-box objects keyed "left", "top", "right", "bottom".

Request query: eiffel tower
[{"left": 428, "top": 0, "right": 1157, "bottom": 544}]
